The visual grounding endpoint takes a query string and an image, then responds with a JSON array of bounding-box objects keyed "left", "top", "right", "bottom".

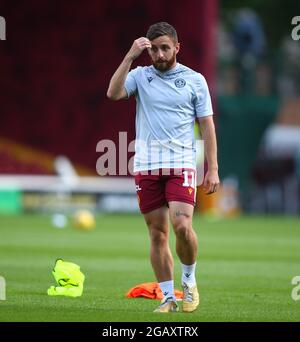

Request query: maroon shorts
[{"left": 134, "top": 168, "right": 196, "bottom": 214}]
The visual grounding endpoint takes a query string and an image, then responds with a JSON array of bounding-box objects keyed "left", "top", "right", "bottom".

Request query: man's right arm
[{"left": 107, "top": 37, "right": 152, "bottom": 101}]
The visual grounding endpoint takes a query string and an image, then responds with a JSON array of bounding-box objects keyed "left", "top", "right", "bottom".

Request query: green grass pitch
[{"left": 0, "top": 213, "right": 299, "bottom": 322}]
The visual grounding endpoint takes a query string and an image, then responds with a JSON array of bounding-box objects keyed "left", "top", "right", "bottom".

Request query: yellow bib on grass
[{"left": 47, "top": 259, "right": 85, "bottom": 297}]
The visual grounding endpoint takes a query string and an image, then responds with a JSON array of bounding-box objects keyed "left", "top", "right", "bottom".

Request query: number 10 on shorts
[{"left": 182, "top": 170, "right": 196, "bottom": 189}]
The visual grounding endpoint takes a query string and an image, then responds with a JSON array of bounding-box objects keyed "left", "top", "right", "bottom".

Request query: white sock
[
  {"left": 159, "top": 280, "right": 176, "bottom": 301},
  {"left": 181, "top": 262, "right": 197, "bottom": 287}
]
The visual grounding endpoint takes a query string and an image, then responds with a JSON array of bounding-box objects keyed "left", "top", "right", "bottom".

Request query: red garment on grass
[{"left": 126, "top": 282, "right": 183, "bottom": 300}]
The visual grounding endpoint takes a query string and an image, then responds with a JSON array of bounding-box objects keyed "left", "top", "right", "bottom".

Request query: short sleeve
[
  {"left": 124, "top": 67, "right": 141, "bottom": 98},
  {"left": 194, "top": 74, "right": 213, "bottom": 117}
]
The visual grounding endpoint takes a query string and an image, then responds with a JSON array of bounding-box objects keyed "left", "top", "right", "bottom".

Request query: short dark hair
[{"left": 146, "top": 22, "right": 178, "bottom": 43}]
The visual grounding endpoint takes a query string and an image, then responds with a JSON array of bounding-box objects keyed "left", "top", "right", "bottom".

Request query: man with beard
[{"left": 107, "top": 22, "right": 219, "bottom": 313}]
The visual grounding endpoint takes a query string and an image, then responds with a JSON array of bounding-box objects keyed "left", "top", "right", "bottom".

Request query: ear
[{"left": 175, "top": 42, "right": 180, "bottom": 55}]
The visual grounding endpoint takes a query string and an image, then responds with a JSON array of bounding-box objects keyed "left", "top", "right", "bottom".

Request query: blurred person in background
[{"left": 233, "top": 8, "right": 266, "bottom": 93}]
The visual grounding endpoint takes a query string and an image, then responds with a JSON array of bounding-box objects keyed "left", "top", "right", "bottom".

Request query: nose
[{"left": 157, "top": 49, "right": 164, "bottom": 59}]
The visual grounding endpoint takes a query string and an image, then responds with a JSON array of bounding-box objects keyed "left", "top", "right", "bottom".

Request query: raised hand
[{"left": 126, "top": 37, "right": 152, "bottom": 61}]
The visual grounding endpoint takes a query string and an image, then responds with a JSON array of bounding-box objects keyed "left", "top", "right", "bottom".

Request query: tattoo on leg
[{"left": 175, "top": 211, "right": 190, "bottom": 218}]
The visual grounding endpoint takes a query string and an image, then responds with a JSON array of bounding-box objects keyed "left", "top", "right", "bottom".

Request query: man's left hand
[{"left": 203, "top": 170, "right": 220, "bottom": 195}]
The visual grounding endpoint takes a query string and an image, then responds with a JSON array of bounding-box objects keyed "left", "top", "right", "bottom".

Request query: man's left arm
[{"left": 198, "top": 116, "right": 220, "bottom": 194}]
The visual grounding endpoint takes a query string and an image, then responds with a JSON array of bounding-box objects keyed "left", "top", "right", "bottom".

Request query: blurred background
[
  {"left": 1, "top": 0, "right": 300, "bottom": 323},
  {"left": 0, "top": 0, "right": 300, "bottom": 217}
]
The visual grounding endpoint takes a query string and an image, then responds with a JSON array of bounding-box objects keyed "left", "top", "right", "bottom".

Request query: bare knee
[
  {"left": 148, "top": 224, "right": 168, "bottom": 245},
  {"left": 173, "top": 222, "right": 191, "bottom": 241}
]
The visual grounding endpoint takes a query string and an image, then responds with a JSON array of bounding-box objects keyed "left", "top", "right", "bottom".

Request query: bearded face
[
  {"left": 152, "top": 50, "right": 177, "bottom": 72},
  {"left": 148, "top": 35, "right": 180, "bottom": 72}
]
